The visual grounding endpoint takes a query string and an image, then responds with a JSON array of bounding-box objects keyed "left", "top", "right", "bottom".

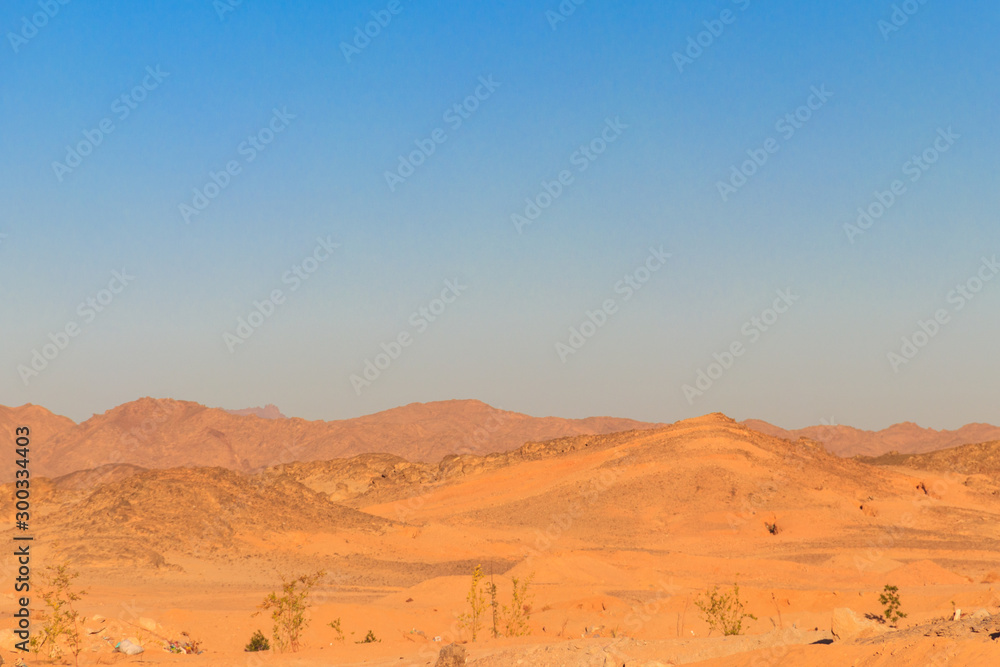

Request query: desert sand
[{"left": 3, "top": 407, "right": 999, "bottom": 665}]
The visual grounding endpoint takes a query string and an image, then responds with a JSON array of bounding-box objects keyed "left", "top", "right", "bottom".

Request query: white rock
[{"left": 831, "top": 607, "right": 886, "bottom": 640}]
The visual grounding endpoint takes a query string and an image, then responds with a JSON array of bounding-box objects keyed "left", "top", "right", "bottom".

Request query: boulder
[
  {"left": 831, "top": 607, "right": 885, "bottom": 640},
  {"left": 435, "top": 643, "right": 467, "bottom": 666},
  {"left": 971, "top": 608, "right": 992, "bottom": 622},
  {"left": 117, "top": 639, "right": 144, "bottom": 655}
]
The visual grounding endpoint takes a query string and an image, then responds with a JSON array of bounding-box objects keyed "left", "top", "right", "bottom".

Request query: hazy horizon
[{"left": 3, "top": 1, "right": 998, "bottom": 431}]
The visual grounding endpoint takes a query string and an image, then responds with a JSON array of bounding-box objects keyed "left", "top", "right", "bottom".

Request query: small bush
[
  {"left": 879, "top": 585, "right": 907, "bottom": 626},
  {"left": 244, "top": 629, "right": 270, "bottom": 652},
  {"left": 501, "top": 573, "right": 534, "bottom": 637},
  {"left": 459, "top": 565, "right": 536, "bottom": 640},
  {"left": 695, "top": 583, "right": 757, "bottom": 636},
  {"left": 355, "top": 629, "right": 380, "bottom": 644},
  {"left": 254, "top": 570, "right": 325, "bottom": 652},
  {"left": 30, "top": 562, "right": 86, "bottom": 665},
  {"left": 328, "top": 617, "right": 345, "bottom": 643},
  {"left": 458, "top": 564, "right": 487, "bottom": 641},
  {"left": 487, "top": 576, "right": 499, "bottom": 639}
]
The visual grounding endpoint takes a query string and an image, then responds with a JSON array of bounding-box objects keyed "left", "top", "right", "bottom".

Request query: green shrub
[
  {"left": 459, "top": 564, "right": 535, "bottom": 640},
  {"left": 879, "top": 584, "right": 907, "bottom": 626},
  {"left": 695, "top": 582, "right": 757, "bottom": 636},
  {"left": 30, "top": 563, "right": 86, "bottom": 665},
  {"left": 487, "top": 576, "right": 499, "bottom": 638},
  {"left": 254, "top": 570, "right": 325, "bottom": 652},
  {"left": 244, "top": 629, "right": 270, "bottom": 652},
  {"left": 355, "top": 629, "right": 380, "bottom": 644},
  {"left": 458, "top": 564, "right": 487, "bottom": 641},
  {"left": 501, "top": 573, "right": 534, "bottom": 637},
  {"left": 328, "top": 617, "right": 345, "bottom": 643}
]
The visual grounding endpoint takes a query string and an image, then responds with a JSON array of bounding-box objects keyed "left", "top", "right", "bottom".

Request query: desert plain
[{"left": 2, "top": 399, "right": 999, "bottom": 666}]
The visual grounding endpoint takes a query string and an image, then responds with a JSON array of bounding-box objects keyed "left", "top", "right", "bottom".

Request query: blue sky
[{"left": 1, "top": 0, "right": 998, "bottom": 429}]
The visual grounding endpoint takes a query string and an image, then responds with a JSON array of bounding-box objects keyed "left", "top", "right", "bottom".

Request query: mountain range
[
  {"left": 0, "top": 398, "right": 656, "bottom": 480},
  {"left": 741, "top": 418, "right": 1000, "bottom": 457},
  {"left": 3, "top": 398, "right": 998, "bottom": 482}
]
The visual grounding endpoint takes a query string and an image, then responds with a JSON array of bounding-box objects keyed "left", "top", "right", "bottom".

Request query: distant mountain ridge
[
  {"left": 741, "top": 419, "right": 1000, "bottom": 458},
  {"left": 5, "top": 398, "right": 998, "bottom": 480},
  {"left": 0, "top": 402, "right": 76, "bottom": 442},
  {"left": 2, "top": 398, "right": 659, "bottom": 481},
  {"left": 860, "top": 440, "right": 1000, "bottom": 477}
]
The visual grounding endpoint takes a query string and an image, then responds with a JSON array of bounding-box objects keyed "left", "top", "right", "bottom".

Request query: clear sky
[{"left": 2, "top": 0, "right": 998, "bottom": 429}]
